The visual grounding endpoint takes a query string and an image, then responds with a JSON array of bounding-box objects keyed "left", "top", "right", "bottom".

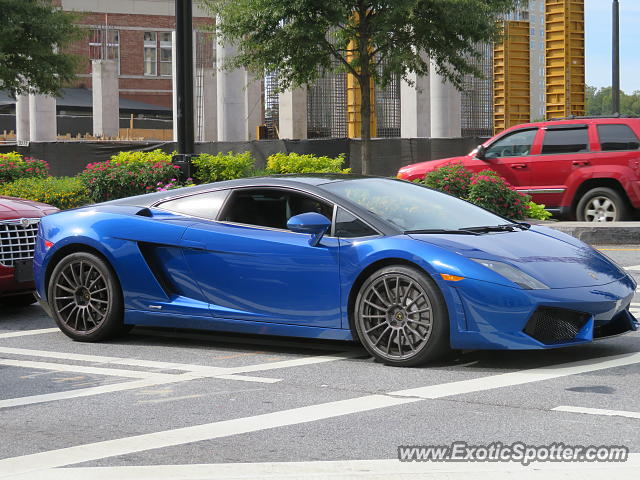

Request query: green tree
[
  {"left": 0, "top": 0, "right": 81, "bottom": 96},
  {"left": 201, "top": 0, "right": 520, "bottom": 174}
]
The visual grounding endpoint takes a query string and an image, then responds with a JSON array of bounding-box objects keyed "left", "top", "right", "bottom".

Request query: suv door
[
  {"left": 180, "top": 188, "right": 342, "bottom": 328},
  {"left": 472, "top": 128, "right": 538, "bottom": 186},
  {"left": 526, "top": 124, "right": 591, "bottom": 208}
]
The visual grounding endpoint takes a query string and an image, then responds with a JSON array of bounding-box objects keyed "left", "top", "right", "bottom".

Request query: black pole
[
  {"left": 612, "top": 0, "right": 620, "bottom": 114},
  {"left": 174, "top": 0, "right": 194, "bottom": 175}
]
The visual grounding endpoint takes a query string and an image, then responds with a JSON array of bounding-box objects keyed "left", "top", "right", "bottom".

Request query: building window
[
  {"left": 89, "top": 28, "right": 120, "bottom": 73},
  {"left": 143, "top": 32, "right": 157, "bottom": 76},
  {"left": 160, "top": 32, "right": 173, "bottom": 76}
]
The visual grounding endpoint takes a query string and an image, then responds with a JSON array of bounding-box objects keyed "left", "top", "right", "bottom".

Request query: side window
[
  {"left": 157, "top": 190, "right": 229, "bottom": 220},
  {"left": 220, "top": 189, "right": 333, "bottom": 230},
  {"left": 597, "top": 124, "right": 640, "bottom": 151},
  {"left": 484, "top": 129, "right": 537, "bottom": 159},
  {"left": 334, "top": 208, "right": 377, "bottom": 238},
  {"left": 541, "top": 127, "right": 589, "bottom": 154}
]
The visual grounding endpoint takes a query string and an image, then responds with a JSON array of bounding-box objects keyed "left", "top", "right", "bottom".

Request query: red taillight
[{"left": 44, "top": 240, "right": 54, "bottom": 250}]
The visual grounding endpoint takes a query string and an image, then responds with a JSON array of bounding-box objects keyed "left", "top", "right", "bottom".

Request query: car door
[
  {"left": 526, "top": 124, "right": 591, "bottom": 208},
  {"left": 180, "top": 187, "right": 342, "bottom": 328},
  {"left": 470, "top": 128, "right": 539, "bottom": 186}
]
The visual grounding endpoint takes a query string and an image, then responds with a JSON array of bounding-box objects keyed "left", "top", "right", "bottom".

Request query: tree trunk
[{"left": 360, "top": 71, "right": 372, "bottom": 175}]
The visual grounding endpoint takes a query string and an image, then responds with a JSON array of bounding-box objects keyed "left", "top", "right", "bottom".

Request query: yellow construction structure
[
  {"left": 346, "top": 35, "right": 376, "bottom": 138},
  {"left": 494, "top": 20, "right": 531, "bottom": 134},
  {"left": 545, "top": 0, "right": 585, "bottom": 119}
]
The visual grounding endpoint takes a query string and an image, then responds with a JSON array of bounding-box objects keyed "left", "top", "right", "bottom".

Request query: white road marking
[
  {"left": 624, "top": 265, "right": 640, "bottom": 271},
  {"left": 1, "top": 351, "right": 639, "bottom": 477},
  {"left": 6, "top": 456, "right": 640, "bottom": 480},
  {"left": 0, "top": 328, "right": 58, "bottom": 339},
  {"left": 553, "top": 405, "right": 640, "bottom": 420},
  {"left": 213, "top": 374, "right": 281, "bottom": 384}
]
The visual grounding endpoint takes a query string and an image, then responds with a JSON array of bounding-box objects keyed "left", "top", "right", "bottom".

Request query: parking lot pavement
[{"left": 1, "top": 246, "right": 639, "bottom": 479}]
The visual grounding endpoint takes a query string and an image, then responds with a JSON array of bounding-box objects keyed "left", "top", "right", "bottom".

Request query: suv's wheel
[
  {"left": 576, "top": 187, "right": 629, "bottom": 222},
  {"left": 353, "top": 265, "right": 449, "bottom": 367},
  {"left": 48, "top": 252, "right": 125, "bottom": 342}
]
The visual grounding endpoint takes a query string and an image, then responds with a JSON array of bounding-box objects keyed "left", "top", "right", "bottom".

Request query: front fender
[{"left": 563, "top": 165, "right": 640, "bottom": 208}]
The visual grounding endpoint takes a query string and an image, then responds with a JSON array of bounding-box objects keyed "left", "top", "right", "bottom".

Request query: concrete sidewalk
[{"left": 539, "top": 222, "right": 640, "bottom": 245}]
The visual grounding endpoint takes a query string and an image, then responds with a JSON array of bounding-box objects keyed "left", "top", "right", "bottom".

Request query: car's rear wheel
[
  {"left": 48, "top": 252, "right": 125, "bottom": 342},
  {"left": 0, "top": 293, "right": 36, "bottom": 308},
  {"left": 576, "top": 187, "right": 629, "bottom": 222},
  {"left": 353, "top": 265, "right": 449, "bottom": 367}
]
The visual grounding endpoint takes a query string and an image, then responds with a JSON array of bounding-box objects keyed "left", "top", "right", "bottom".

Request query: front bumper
[
  {"left": 0, "top": 264, "right": 35, "bottom": 297},
  {"left": 447, "top": 274, "right": 638, "bottom": 350}
]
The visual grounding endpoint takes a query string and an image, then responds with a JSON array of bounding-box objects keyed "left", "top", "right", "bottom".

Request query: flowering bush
[
  {"left": 192, "top": 151, "right": 255, "bottom": 183},
  {"left": 421, "top": 162, "right": 473, "bottom": 198},
  {"left": 0, "top": 177, "right": 89, "bottom": 210},
  {"left": 467, "top": 170, "right": 530, "bottom": 219},
  {"left": 80, "top": 160, "right": 183, "bottom": 203},
  {"left": 266, "top": 152, "right": 350, "bottom": 174},
  {"left": 0, "top": 152, "right": 49, "bottom": 183}
]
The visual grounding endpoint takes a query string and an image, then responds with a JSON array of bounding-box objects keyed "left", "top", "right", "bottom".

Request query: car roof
[{"left": 502, "top": 116, "right": 640, "bottom": 132}]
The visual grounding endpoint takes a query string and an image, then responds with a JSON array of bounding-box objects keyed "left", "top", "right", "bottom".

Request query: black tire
[
  {"left": 353, "top": 265, "right": 449, "bottom": 367},
  {"left": 576, "top": 187, "right": 629, "bottom": 222},
  {"left": 0, "top": 293, "right": 36, "bottom": 308},
  {"left": 47, "top": 252, "right": 125, "bottom": 342}
]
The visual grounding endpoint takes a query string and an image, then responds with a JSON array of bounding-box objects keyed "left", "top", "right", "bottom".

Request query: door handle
[
  {"left": 572, "top": 160, "right": 590, "bottom": 167},
  {"left": 511, "top": 163, "right": 527, "bottom": 169}
]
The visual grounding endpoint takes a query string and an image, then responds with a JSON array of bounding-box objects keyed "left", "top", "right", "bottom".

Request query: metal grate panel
[
  {"left": 462, "top": 43, "right": 495, "bottom": 137},
  {"left": 307, "top": 61, "right": 348, "bottom": 139},
  {"left": 523, "top": 307, "right": 589, "bottom": 344},
  {"left": 0, "top": 219, "right": 40, "bottom": 268}
]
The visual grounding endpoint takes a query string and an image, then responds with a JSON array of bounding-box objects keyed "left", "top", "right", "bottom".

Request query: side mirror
[
  {"left": 474, "top": 145, "right": 487, "bottom": 161},
  {"left": 287, "top": 212, "right": 332, "bottom": 247}
]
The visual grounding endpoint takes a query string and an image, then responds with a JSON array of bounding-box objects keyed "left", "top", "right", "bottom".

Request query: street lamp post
[
  {"left": 612, "top": 0, "right": 620, "bottom": 115},
  {"left": 173, "top": 0, "right": 195, "bottom": 178}
]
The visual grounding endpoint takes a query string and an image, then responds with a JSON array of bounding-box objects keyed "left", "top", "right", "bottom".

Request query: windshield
[{"left": 322, "top": 178, "right": 512, "bottom": 232}]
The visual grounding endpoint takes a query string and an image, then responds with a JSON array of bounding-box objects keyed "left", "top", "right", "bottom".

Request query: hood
[
  {"left": 0, "top": 196, "right": 59, "bottom": 220},
  {"left": 398, "top": 156, "right": 468, "bottom": 180},
  {"left": 410, "top": 226, "right": 625, "bottom": 289}
]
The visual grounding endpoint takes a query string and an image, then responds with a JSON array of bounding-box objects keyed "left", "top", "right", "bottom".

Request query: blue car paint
[{"left": 34, "top": 181, "right": 639, "bottom": 350}]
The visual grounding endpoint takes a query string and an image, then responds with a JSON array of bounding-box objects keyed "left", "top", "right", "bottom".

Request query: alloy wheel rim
[
  {"left": 52, "top": 260, "right": 109, "bottom": 333},
  {"left": 585, "top": 196, "right": 617, "bottom": 222},
  {"left": 358, "top": 273, "right": 433, "bottom": 361}
]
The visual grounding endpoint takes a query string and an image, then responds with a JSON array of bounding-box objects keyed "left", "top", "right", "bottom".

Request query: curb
[{"left": 542, "top": 222, "right": 640, "bottom": 245}]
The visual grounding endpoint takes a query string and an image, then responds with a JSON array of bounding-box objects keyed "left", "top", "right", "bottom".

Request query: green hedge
[
  {"left": 0, "top": 177, "right": 90, "bottom": 210},
  {"left": 266, "top": 152, "right": 350, "bottom": 174},
  {"left": 192, "top": 151, "right": 255, "bottom": 183}
]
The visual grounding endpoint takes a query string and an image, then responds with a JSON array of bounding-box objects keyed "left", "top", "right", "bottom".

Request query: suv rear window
[
  {"left": 541, "top": 127, "right": 589, "bottom": 154},
  {"left": 597, "top": 124, "right": 640, "bottom": 151}
]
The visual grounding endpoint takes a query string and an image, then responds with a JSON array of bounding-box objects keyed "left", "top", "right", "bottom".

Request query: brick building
[{"left": 56, "top": 0, "right": 214, "bottom": 108}]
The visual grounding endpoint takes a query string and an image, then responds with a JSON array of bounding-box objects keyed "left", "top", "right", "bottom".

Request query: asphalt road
[{"left": 1, "top": 246, "right": 640, "bottom": 479}]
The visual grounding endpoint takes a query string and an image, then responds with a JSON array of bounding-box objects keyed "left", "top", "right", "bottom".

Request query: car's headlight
[{"left": 470, "top": 258, "right": 549, "bottom": 290}]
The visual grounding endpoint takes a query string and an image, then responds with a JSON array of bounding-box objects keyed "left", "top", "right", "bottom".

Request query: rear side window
[
  {"left": 541, "top": 128, "right": 589, "bottom": 154},
  {"left": 597, "top": 124, "right": 640, "bottom": 151},
  {"left": 157, "top": 190, "right": 229, "bottom": 220}
]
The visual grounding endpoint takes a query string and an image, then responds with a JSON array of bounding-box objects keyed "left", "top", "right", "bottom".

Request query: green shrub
[
  {"left": 80, "top": 159, "right": 183, "bottom": 202},
  {"left": 525, "top": 201, "right": 552, "bottom": 220},
  {"left": 266, "top": 152, "right": 350, "bottom": 174},
  {"left": 192, "top": 151, "right": 255, "bottom": 183},
  {"left": 421, "top": 162, "right": 473, "bottom": 198},
  {"left": 0, "top": 152, "right": 49, "bottom": 183},
  {"left": 0, "top": 177, "right": 89, "bottom": 210},
  {"left": 110, "top": 149, "right": 174, "bottom": 165},
  {"left": 468, "top": 170, "right": 530, "bottom": 219}
]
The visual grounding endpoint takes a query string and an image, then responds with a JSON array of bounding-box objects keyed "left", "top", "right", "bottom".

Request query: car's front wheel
[
  {"left": 353, "top": 265, "right": 449, "bottom": 367},
  {"left": 48, "top": 252, "right": 125, "bottom": 342},
  {"left": 576, "top": 187, "right": 629, "bottom": 222}
]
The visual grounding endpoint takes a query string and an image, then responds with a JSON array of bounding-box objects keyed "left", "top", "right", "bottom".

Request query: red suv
[
  {"left": 397, "top": 117, "right": 640, "bottom": 221},
  {"left": 1, "top": 196, "right": 58, "bottom": 307}
]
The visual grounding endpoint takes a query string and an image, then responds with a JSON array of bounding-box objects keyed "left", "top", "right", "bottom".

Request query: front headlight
[{"left": 470, "top": 258, "right": 549, "bottom": 290}]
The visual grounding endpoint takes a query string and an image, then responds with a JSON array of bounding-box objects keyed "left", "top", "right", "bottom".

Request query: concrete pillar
[
  {"left": 429, "top": 61, "right": 461, "bottom": 138},
  {"left": 278, "top": 87, "right": 307, "bottom": 139},
  {"left": 196, "top": 67, "right": 217, "bottom": 142},
  {"left": 15, "top": 94, "right": 30, "bottom": 144},
  {"left": 216, "top": 39, "right": 262, "bottom": 141},
  {"left": 92, "top": 60, "right": 119, "bottom": 138},
  {"left": 401, "top": 71, "right": 430, "bottom": 138},
  {"left": 28, "top": 94, "right": 57, "bottom": 142},
  {"left": 172, "top": 31, "right": 179, "bottom": 142}
]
